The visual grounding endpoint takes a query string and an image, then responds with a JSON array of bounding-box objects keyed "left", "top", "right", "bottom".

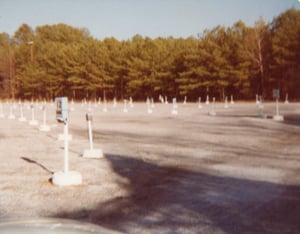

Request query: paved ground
[{"left": 0, "top": 100, "right": 299, "bottom": 233}]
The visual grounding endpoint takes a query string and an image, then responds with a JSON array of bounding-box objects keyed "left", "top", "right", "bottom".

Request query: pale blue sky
[{"left": 0, "top": 0, "right": 299, "bottom": 40}]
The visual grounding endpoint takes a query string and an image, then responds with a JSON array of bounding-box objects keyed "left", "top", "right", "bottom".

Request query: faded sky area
[{"left": 0, "top": 0, "right": 299, "bottom": 40}]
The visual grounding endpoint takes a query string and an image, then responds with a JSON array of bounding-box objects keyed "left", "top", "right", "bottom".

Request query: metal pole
[
  {"left": 276, "top": 98, "right": 279, "bottom": 116},
  {"left": 31, "top": 106, "right": 34, "bottom": 121},
  {"left": 43, "top": 106, "right": 46, "bottom": 125},
  {"left": 88, "top": 120, "right": 93, "bottom": 150},
  {"left": 64, "top": 122, "right": 69, "bottom": 173},
  {"left": 20, "top": 105, "right": 23, "bottom": 118}
]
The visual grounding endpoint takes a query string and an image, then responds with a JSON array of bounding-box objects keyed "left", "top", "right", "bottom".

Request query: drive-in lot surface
[{"left": 0, "top": 101, "right": 300, "bottom": 233}]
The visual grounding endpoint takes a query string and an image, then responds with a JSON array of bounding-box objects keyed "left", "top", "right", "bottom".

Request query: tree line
[{"left": 0, "top": 8, "right": 299, "bottom": 101}]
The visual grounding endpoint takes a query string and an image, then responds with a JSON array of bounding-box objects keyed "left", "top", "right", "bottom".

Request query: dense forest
[{"left": 0, "top": 8, "right": 299, "bottom": 101}]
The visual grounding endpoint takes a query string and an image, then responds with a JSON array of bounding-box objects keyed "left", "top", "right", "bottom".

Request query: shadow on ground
[
  {"left": 53, "top": 154, "right": 300, "bottom": 233},
  {"left": 283, "top": 114, "right": 300, "bottom": 127},
  {"left": 20, "top": 157, "right": 54, "bottom": 174}
]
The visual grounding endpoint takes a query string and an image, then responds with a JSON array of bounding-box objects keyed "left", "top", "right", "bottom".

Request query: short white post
[
  {"left": 205, "top": 95, "right": 209, "bottom": 105},
  {"left": 273, "top": 98, "right": 284, "bottom": 121},
  {"left": 159, "top": 95, "right": 164, "bottom": 103},
  {"left": 70, "top": 99, "right": 75, "bottom": 111},
  {"left": 198, "top": 97, "right": 202, "bottom": 109},
  {"left": 88, "top": 101, "right": 92, "bottom": 112},
  {"left": 165, "top": 96, "right": 168, "bottom": 104},
  {"left": 8, "top": 104, "right": 15, "bottom": 119},
  {"left": 29, "top": 104, "right": 38, "bottom": 125},
  {"left": 172, "top": 98, "right": 178, "bottom": 115},
  {"left": 113, "top": 97, "right": 117, "bottom": 108},
  {"left": 123, "top": 99, "right": 128, "bottom": 113},
  {"left": 151, "top": 98, "right": 155, "bottom": 108},
  {"left": 83, "top": 112, "right": 103, "bottom": 158},
  {"left": 147, "top": 97, "right": 152, "bottom": 114},
  {"left": 285, "top": 93, "right": 289, "bottom": 104},
  {"left": 0, "top": 103, "right": 4, "bottom": 118},
  {"left": 102, "top": 99, "right": 108, "bottom": 112},
  {"left": 39, "top": 105, "right": 50, "bottom": 131},
  {"left": 230, "top": 95, "right": 234, "bottom": 104},
  {"left": 43, "top": 106, "right": 47, "bottom": 125},
  {"left": 183, "top": 96, "right": 187, "bottom": 105},
  {"left": 208, "top": 97, "right": 216, "bottom": 116},
  {"left": 129, "top": 97, "right": 134, "bottom": 108},
  {"left": 18, "top": 103, "right": 26, "bottom": 122},
  {"left": 224, "top": 96, "right": 229, "bottom": 108},
  {"left": 256, "top": 94, "right": 259, "bottom": 104},
  {"left": 257, "top": 97, "right": 266, "bottom": 118}
]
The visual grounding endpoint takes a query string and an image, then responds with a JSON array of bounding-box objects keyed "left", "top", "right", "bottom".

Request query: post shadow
[
  {"left": 20, "top": 157, "right": 54, "bottom": 174},
  {"left": 53, "top": 154, "right": 300, "bottom": 233}
]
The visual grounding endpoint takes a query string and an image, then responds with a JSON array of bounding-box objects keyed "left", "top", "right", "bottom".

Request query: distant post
[
  {"left": 272, "top": 89, "right": 284, "bottom": 121},
  {"left": 208, "top": 97, "right": 216, "bottom": 116}
]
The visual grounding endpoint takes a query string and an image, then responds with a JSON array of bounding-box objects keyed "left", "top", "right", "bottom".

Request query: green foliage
[
  {"left": 0, "top": 33, "right": 16, "bottom": 98},
  {"left": 1, "top": 9, "right": 299, "bottom": 101},
  {"left": 270, "top": 8, "right": 300, "bottom": 99}
]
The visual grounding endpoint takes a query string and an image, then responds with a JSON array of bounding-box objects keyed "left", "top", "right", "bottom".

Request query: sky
[{"left": 0, "top": 0, "right": 299, "bottom": 40}]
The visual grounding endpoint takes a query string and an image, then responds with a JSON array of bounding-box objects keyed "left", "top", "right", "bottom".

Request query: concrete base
[
  {"left": 58, "top": 134, "right": 72, "bottom": 141},
  {"left": 52, "top": 171, "right": 82, "bottom": 186},
  {"left": 273, "top": 115, "right": 284, "bottom": 121},
  {"left": 147, "top": 109, "right": 153, "bottom": 114},
  {"left": 258, "top": 114, "right": 268, "bottom": 119},
  {"left": 83, "top": 149, "right": 104, "bottom": 158},
  {"left": 39, "top": 124, "right": 51, "bottom": 132},
  {"left": 18, "top": 117, "right": 27, "bottom": 122},
  {"left": 8, "top": 114, "right": 16, "bottom": 119},
  {"left": 172, "top": 110, "right": 178, "bottom": 115},
  {"left": 29, "top": 120, "right": 38, "bottom": 125},
  {"left": 208, "top": 111, "right": 216, "bottom": 116}
]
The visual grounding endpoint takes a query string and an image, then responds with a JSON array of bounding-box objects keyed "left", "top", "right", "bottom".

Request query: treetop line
[{"left": 0, "top": 8, "right": 299, "bottom": 101}]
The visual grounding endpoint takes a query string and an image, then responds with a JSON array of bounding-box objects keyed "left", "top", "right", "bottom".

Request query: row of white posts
[
  {"left": 0, "top": 102, "right": 51, "bottom": 131},
  {"left": 81, "top": 97, "right": 134, "bottom": 113},
  {"left": 0, "top": 99, "right": 102, "bottom": 187},
  {"left": 52, "top": 93, "right": 285, "bottom": 187},
  {"left": 71, "top": 95, "right": 235, "bottom": 116}
]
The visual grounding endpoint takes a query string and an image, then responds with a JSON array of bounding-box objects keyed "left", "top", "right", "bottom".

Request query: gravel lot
[{"left": 0, "top": 100, "right": 300, "bottom": 233}]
